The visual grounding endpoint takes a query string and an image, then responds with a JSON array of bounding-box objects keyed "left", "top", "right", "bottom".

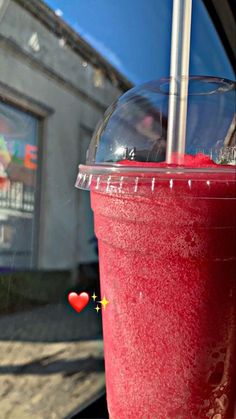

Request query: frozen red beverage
[
  {"left": 90, "top": 154, "right": 236, "bottom": 418},
  {"left": 76, "top": 77, "right": 236, "bottom": 418}
]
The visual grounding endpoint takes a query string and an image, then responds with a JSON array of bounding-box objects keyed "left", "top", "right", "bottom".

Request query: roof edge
[{"left": 13, "top": 0, "right": 133, "bottom": 92}]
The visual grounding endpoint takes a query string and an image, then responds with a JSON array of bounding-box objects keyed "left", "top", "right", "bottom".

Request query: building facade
[{"left": 0, "top": 0, "right": 131, "bottom": 269}]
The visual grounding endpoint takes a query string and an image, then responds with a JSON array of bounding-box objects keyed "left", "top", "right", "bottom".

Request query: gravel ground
[{"left": 0, "top": 303, "right": 105, "bottom": 419}]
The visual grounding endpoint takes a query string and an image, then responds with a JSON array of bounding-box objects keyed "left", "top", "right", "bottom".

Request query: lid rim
[
  {"left": 152, "top": 76, "right": 236, "bottom": 96},
  {"left": 79, "top": 163, "right": 236, "bottom": 175}
]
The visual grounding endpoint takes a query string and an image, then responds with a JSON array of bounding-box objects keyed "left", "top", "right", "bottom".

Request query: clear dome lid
[{"left": 76, "top": 76, "right": 236, "bottom": 192}]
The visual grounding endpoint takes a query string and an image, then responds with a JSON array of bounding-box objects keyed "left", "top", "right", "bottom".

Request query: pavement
[{"left": 0, "top": 303, "right": 105, "bottom": 419}]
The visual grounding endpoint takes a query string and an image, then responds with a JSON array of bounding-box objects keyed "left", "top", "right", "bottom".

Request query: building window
[{"left": 0, "top": 101, "right": 39, "bottom": 269}]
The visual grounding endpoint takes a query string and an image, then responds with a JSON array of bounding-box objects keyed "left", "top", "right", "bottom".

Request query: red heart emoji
[{"left": 68, "top": 292, "right": 89, "bottom": 313}]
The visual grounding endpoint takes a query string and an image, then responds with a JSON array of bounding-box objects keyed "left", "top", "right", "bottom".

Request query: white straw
[{"left": 166, "top": 0, "right": 193, "bottom": 164}]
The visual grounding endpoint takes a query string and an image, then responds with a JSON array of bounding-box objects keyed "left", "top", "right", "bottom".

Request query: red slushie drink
[
  {"left": 90, "top": 155, "right": 236, "bottom": 418},
  {"left": 76, "top": 77, "right": 236, "bottom": 418}
]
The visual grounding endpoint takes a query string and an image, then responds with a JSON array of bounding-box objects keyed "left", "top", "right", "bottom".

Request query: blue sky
[{"left": 45, "top": 0, "right": 234, "bottom": 84}]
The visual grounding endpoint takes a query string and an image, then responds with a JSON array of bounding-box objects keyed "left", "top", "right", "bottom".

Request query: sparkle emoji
[
  {"left": 91, "top": 292, "right": 97, "bottom": 301},
  {"left": 95, "top": 305, "right": 100, "bottom": 313},
  {"left": 99, "top": 295, "right": 109, "bottom": 310}
]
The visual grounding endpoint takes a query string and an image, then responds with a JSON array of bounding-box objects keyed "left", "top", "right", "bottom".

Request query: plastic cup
[{"left": 76, "top": 77, "right": 236, "bottom": 418}]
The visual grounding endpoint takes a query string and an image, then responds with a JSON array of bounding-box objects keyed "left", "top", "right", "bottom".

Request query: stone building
[{"left": 0, "top": 0, "right": 131, "bottom": 269}]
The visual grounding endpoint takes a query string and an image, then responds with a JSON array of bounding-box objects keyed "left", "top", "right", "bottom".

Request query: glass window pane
[{"left": 0, "top": 102, "right": 38, "bottom": 269}]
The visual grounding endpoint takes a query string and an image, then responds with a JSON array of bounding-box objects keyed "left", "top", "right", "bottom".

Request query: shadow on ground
[{"left": 0, "top": 353, "right": 104, "bottom": 376}]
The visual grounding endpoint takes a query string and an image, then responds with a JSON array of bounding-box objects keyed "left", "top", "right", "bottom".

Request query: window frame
[{"left": 0, "top": 82, "right": 54, "bottom": 268}]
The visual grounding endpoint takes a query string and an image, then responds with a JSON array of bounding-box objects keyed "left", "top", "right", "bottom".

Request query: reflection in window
[{"left": 0, "top": 102, "right": 38, "bottom": 269}]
